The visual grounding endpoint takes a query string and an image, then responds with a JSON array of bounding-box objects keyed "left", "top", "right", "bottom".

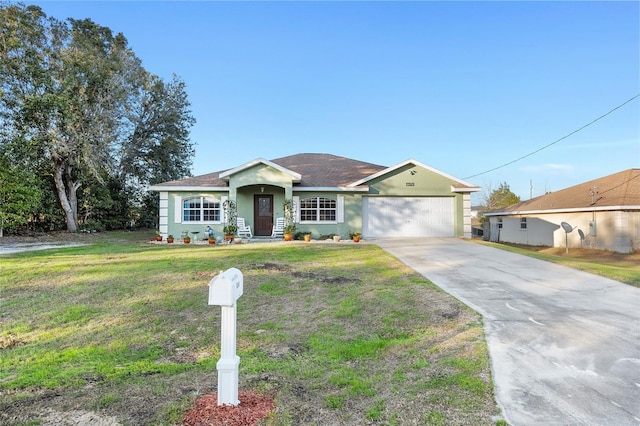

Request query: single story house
[
  {"left": 484, "top": 169, "right": 640, "bottom": 253},
  {"left": 149, "top": 153, "right": 480, "bottom": 240}
]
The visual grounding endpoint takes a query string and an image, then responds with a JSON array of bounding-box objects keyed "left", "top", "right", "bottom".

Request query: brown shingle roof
[
  {"left": 491, "top": 169, "right": 640, "bottom": 213},
  {"left": 270, "top": 153, "right": 386, "bottom": 187},
  {"left": 155, "top": 153, "right": 387, "bottom": 188}
]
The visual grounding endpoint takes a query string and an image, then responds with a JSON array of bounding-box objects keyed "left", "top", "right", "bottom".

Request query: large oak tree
[{"left": 0, "top": 3, "right": 195, "bottom": 232}]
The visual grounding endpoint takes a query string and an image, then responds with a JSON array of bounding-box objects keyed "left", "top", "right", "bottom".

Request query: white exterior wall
[
  {"left": 490, "top": 210, "right": 640, "bottom": 253},
  {"left": 463, "top": 194, "right": 472, "bottom": 239},
  {"left": 159, "top": 192, "right": 169, "bottom": 237}
]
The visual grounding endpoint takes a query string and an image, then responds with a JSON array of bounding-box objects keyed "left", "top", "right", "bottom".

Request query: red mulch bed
[{"left": 183, "top": 390, "right": 276, "bottom": 426}]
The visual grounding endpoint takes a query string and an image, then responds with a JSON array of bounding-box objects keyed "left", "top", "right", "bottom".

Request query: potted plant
[
  {"left": 304, "top": 233, "right": 312, "bottom": 242},
  {"left": 167, "top": 235, "right": 174, "bottom": 244},
  {"left": 349, "top": 231, "right": 361, "bottom": 243},
  {"left": 283, "top": 198, "right": 297, "bottom": 241},
  {"left": 181, "top": 230, "right": 190, "bottom": 244},
  {"left": 223, "top": 224, "right": 237, "bottom": 242},
  {"left": 154, "top": 231, "right": 163, "bottom": 242},
  {"left": 283, "top": 224, "right": 297, "bottom": 241}
]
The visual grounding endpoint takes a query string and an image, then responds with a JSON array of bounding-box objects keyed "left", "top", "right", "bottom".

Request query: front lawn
[{"left": 1, "top": 233, "right": 502, "bottom": 425}]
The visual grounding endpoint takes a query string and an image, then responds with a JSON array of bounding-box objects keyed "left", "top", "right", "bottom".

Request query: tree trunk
[{"left": 53, "top": 162, "right": 79, "bottom": 232}]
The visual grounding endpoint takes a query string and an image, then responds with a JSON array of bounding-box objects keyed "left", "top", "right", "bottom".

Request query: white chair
[
  {"left": 271, "top": 217, "right": 285, "bottom": 238},
  {"left": 237, "top": 218, "right": 253, "bottom": 239}
]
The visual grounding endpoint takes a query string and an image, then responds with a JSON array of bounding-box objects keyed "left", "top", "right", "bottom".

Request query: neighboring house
[
  {"left": 149, "top": 153, "right": 480, "bottom": 240},
  {"left": 484, "top": 169, "right": 640, "bottom": 253}
]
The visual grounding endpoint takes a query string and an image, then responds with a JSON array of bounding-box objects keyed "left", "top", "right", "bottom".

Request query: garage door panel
[{"left": 363, "top": 197, "right": 454, "bottom": 238}]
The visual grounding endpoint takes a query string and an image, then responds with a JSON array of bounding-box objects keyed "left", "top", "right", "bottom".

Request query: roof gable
[
  {"left": 349, "top": 158, "right": 480, "bottom": 191},
  {"left": 219, "top": 158, "right": 301, "bottom": 183},
  {"left": 487, "top": 169, "right": 640, "bottom": 214}
]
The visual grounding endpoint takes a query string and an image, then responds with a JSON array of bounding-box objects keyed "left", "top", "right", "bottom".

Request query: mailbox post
[{"left": 208, "top": 267, "right": 243, "bottom": 406}]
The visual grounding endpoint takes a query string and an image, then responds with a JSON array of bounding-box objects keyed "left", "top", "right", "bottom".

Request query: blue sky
[{"left": 26, "top": 1, "right": 639, "bottom": 203}]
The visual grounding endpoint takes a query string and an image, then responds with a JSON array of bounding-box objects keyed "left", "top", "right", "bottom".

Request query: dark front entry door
[{"left": 254, "top": 195, "right": 274, "bottom": 236}]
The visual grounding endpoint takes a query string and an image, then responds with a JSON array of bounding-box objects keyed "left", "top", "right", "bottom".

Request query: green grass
[{"left": 0, "top": 233, "right": 502, "bottom": 425}]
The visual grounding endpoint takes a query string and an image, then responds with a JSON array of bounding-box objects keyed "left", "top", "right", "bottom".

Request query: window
[
  {"left": 300, "top": 197, "right": 336, "bottom": 222},
  {"left": 183, "top": 197, "right": 221, "bottom": 222},
  {"left": 497, "top": 218, "right": 503, "bottom": 229},
  {"left": 520, "top": 217, "right": 527, "bottom": 230}
]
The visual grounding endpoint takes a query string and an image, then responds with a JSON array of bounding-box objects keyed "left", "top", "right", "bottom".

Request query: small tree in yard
[{"left": 478, "top": 182, "right": 521, "bottom": 222}]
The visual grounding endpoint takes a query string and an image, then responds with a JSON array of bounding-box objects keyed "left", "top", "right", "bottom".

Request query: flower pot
[
  {"left": 208, "top": 238, "right": 216, "bottom": 245},
  {"left": 304, "top": 234, "right": 311, "bottom": 242},
  {"left": 333, "top": 235, "right": 341, "bottom": 242},
  {"left": 167, "top": 237, "right": 174, "bottom": 244},
  {"left": 155, "top": 235, "right": 163, "bottom": 241},
  {"left": 353, "top": 236, "right": 360, "bottom": 243},
  {"left": 284, "top": 233, "right": 293, "bottom": 241},
  {"left": 183, "top": 237, "right": 191, "bottom": 244},
  {"left": 224, "top": 234, "right": 234, "bottom": 243}
]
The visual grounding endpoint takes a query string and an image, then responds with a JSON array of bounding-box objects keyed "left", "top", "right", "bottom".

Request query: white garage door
[{"left": 363, "top": 197, "right": 455, "bottom": 238}]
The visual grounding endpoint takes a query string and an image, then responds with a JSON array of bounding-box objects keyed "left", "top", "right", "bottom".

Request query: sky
[{"left": 24, "top": 1, "right": 640, "bottom": 204}]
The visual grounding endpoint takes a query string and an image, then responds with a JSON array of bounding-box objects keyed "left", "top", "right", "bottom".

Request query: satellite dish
[
  {"left": 561, "top": 221, "right": 575, "bottom": 254},
  {"left": 578, "top": 229, "right": 585, "bottom": 248},
  {"left": 561, "top": 222, "right": 574, "bottom": 233}
]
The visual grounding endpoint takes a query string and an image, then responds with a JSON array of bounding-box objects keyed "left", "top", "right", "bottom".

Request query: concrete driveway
[{"left": 375, "top": 238, "right": 640, "bottom": 426}]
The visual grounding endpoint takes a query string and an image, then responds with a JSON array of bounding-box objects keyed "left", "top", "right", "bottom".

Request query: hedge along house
[
  {"left": 149, "top": 153, "right": 480, "bottom": 240},
  {"left": 483, "top": 169, "right": 640, "bottom": 253}
]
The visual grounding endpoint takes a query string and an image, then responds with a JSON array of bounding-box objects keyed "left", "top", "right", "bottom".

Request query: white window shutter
[
  {"left": 174, "top": 195, "right": 182, "bottom": 223},
  {"left": 337, "top": 195, "right": 344, "bottom": 223},
  {"left": 293, "top": 196, "right": 300, "bottom": 222}
]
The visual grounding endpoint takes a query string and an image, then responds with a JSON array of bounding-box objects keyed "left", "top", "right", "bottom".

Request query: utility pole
[{"left": 530, "top": 179, "right": 533, "bottom": 199}]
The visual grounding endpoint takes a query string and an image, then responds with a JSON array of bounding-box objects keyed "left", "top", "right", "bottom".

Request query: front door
[{"left": 254, "top": 195, "right": 274, "bottom": 236}]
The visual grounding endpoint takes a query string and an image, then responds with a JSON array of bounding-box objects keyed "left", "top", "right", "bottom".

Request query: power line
[
  {"left": 463, "top": 94, "right": 640, "bottom": 180},
  {"left": 599, "top": 172, "right": 640, "bottom": 196}
]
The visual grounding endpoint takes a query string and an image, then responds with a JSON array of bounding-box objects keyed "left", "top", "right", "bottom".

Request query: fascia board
[
  {"left": 451, "top": 185, "right": 481, "bottom": 193},
  {"left": 484, "top": 205, "right": 640, "bottom": 216},
  {"left": 348, "top": 158, "right": 478, "bottom": 188},
  {"left": 219, "top": 158, "right": 302, "bottom": 182},
  {"left": 149, "top": 185, "right": 230, "bottom": 192}
]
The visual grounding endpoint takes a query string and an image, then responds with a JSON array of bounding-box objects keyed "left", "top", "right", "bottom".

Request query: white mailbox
[
  {"left": 208, "top": 267, "right": 244, "bottom": 406},
  {"left": 208, "top": 268, "right": 243, "bottom": 306}
]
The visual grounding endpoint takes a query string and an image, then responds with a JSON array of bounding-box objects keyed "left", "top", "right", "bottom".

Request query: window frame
[
  {"left": 299, "top": 196, "right": 338, "bottom": 224},
  {"left": 520, "top": 217, "right": 527, "bottom": 230},
  {"left": 182, "top": 196, "right": 222, "bottom": 223}
]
